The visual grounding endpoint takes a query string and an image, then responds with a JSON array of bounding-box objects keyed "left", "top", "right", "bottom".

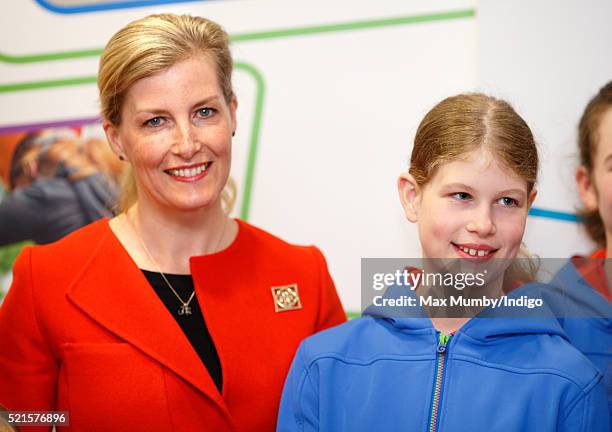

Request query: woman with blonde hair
[{"left": 0, "top": 14, "right": 345, "bottom": 431}]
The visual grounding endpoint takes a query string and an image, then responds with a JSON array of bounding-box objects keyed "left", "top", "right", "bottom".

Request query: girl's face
[
  {"left": 576, "top": 107, "right": 612, "bottom": 244},
  {"left": 399, "top": 148, "right": 536, "bottom": 260},
  {"left": 104, "top": 54, "right": 237, "bottom": 213}
]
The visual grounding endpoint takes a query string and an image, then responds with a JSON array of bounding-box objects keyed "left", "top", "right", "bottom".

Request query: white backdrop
[
  {"left": 1, "top": 0, "right": 611, "bottom": 312},
  {"left": 478, "top": 0, "right": 612, "bottom": 261}
]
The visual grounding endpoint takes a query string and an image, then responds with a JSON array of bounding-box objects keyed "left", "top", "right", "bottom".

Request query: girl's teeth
[{"left": 459, "top": 245, "right": 491, "bottom": 257}]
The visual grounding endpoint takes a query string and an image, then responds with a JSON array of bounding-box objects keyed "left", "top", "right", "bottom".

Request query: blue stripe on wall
[
  {"left": 529, "top": 207, "right": 580, "bottom": 223},
  {"left": 34, "top": 0, "right": 209, "bottom": 14}
]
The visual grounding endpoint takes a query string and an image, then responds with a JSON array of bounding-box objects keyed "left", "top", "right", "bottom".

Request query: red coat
[{"left": 0, "top": 219, "right": 346, "bottom": 431}]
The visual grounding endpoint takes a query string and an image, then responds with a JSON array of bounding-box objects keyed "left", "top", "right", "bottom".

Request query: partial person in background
[
  {"left": 0, "top": 13, "right": 346, "bottom": 431},
  {"left": 550, "top": 80, "right": 612, "bottom": 420},
  {"left": 0, "top": 131, "right": 118, "bottom": 246}
]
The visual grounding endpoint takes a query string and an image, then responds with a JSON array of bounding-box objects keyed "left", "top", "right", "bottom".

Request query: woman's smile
[{"left": 164, "top": 162, "right": 212, "bottom": 182}]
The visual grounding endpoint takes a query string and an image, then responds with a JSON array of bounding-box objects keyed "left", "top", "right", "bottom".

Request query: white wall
[{"left": 478, "top": 0, "right": 612, "bottom": 259}]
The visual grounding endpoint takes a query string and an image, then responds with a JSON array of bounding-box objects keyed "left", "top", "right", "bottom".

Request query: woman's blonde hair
[
  {"left": 83, "top": 137, "right": 125, "bottom": 186},
  {"left": 98, "top": 13, "right": 236, "bottom": 213},
  {"left": 410, "top": 93, "right": 540, "bottom": 283}
]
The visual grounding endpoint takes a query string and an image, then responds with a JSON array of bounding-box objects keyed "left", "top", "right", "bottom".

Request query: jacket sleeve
[
  {"left": 311, "top": 247, "right": 346, "bottom": 331},
  {"left": 0, "top": 185, "right": 47, "bottom": 246},
  {"left": 277, "top": 344, "right": 319, "bottom": 432},
  {"left": 558, "top": 375, "right": 610, "bottom": 432},
  {"left": 0, "top": 247, "right": 58, "bottom": 420}
]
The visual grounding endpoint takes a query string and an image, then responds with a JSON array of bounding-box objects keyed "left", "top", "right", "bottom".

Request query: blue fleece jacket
[
  {"left": 277, "top": 285, "right": 609, "bottom": 432},
  {"left": 548, "top": 259, "right": 612, "bottom": 424}
]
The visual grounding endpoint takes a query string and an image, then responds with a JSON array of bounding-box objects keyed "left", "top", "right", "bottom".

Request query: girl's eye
[
  {"left": 197, "top": 107, "right": 215, "bottom": 118},
  {"left": 451, "top": 192, "right": 472, "bottom": 201},
  {"left": 498, "top": 197, "right": 518, "bottom": 207},
  {"left": 145, "top": 117, "right": 164, "bottom": 127}
]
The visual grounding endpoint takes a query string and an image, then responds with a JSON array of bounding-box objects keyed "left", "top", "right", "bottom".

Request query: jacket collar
[
  {"left": 458, "top": 283, "right": 567, "bottom": 341},
  {"left": 365, "top": 283, "right": 567, "bottom": 341},
  {"left": 65, "top": 220, "right": 234, "bottom": 424}
]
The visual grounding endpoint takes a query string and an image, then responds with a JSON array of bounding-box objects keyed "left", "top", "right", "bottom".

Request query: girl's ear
[
  {"left": 527, "top": 187, "right": 537, "bottom": 208},
  {"left": 398, "top": 171, "right": 420, "bottom": 223},
  {"left": 575, "top": 166, "right": 598, "bottom": 210}
]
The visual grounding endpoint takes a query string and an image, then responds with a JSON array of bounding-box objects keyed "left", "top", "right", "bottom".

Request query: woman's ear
[
  {"left": 230, "top": 96, "right": 238, "bottom": 136},
  {"left": 575, "top": 166, "right": 598, "bottom": 210},
  {"left": 397, "top": 171, "right": 420, "bottom": 223},
  {"left": 103, "top": 121, "right": 126, "bottom": 161}
]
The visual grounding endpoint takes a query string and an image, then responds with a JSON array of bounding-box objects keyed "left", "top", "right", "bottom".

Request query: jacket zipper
[{"left": 428, "top": 332, "right": 451, "bottom": 432}]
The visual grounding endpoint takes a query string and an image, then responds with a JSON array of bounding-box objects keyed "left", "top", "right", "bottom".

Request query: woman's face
[
  {"left": 399, "top": 148, "right": 536, "bottom": 261},
  {"left": 104, "top": 54, "right": 237, "bottom": 212},
  {"left": 576, "top": 107, "right": 612, "bottom": 245}
]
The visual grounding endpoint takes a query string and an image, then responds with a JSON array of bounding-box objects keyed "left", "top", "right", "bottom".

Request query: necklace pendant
[{"left": 178, "top": 304, "right": 192, "bottom": 316}]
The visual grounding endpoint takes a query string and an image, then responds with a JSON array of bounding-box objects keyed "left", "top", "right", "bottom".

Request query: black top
[{"left": 142, "top": 270, "right": 223, "bottom": 393}]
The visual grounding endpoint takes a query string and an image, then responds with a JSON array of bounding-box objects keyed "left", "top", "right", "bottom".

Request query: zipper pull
[{"left": 437, "top": 333, "right": 451, "bottom": 353}]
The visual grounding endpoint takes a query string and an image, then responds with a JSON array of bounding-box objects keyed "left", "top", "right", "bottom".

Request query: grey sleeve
[{"left": 0, "top": 185, "right": 49, "bottom": 246}]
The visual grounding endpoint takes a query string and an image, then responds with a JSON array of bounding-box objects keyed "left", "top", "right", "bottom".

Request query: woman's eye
[
  {"left": 499, "top": 197, "right": 518, "bottom": 207},
  {"left": 145, "top": 117, "right": 164, "bottom": 127},
  {"left": 451, "top": 192, "right": 472, "bottom": 201},
  {"left": 197, "top": 107, "right": 215, "bottom": 118}
]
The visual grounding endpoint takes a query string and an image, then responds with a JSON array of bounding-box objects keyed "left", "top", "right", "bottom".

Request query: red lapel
[{"left": 65, "top": 222, "right": 234, "bottom": 425}]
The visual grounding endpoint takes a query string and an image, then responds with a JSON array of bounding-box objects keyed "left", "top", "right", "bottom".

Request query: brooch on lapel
[{"left": 271, "top": 284, "right": 302, "bottom": 312}]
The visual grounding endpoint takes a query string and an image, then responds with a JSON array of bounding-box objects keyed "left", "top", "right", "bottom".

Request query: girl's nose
[{"left": 466, "top": 206, "right": 497, "bottom": 236}]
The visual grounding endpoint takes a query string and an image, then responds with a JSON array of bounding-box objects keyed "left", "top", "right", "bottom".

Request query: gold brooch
[{"left": 271, "top": 284, "right": 302, "bottom": 312}]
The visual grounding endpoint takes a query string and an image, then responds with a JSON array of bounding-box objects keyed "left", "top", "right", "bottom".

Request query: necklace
[{"left": 128, "top": 213, "right": 228, "bottom": 316}]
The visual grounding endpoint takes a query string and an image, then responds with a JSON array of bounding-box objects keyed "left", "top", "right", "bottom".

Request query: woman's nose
[{"left": 172, "top": 121, "right": 201, "bottom": 159}]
